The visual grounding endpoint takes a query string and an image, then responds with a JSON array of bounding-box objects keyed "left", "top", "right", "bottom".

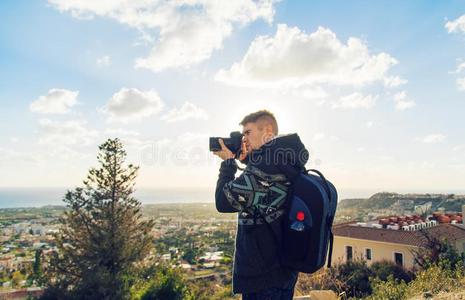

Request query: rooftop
[{"left": 333, "top": 222, "right": 465, "bottom": 248}]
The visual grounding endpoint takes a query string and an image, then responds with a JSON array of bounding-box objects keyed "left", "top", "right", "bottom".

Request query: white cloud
[
  {"left": 450, "top": 61, "right": 465, "bottom": 74},
  {"left": 449, "top": 61, "right": 465, "bottom": 91},
  {"left": 104, "top": 128, "right": 140, "bottom": 137},
  {"left": 458, "top": 63, "right": 465, "bottom": 73},
  {"left": 313, "top": 133, "right": 326, "bottom": 141},
  {"left": 30, "top": 89, "right": 78, "bottom": 114},
  {"left": 0, "top": 147, "right": 38, "bottom": 164},
  {"left": 48, "top": 0, "right": 276, "bottom": 72},
  {"left": 416, "top": 134, "right": 446, "bottom": 144},
  {"left": 447, "top": 61, "right": 465, "bottom": 91},
  {"left": 101, "top": 88, "right": 164, "bottom": 122},
  {"left": 47, "top": 145, "right": 92, "bottom": 161},
  {"left": 150, "top": 132, "right": 208, "bottom": 150},
  {"left": 456, "top": 77, "right": 465, "bottom": 91},
  {"left": 161, "top": 102, "right": 208, "bottom": 123},
  {"left": 119, "top": 137, "right": 155, "bottom": 150},
  {"left": 136, "top": 132, "right": 210, "bottom": 167},
  {"left": 177, "top": 132, "right": 209, "bottom": 143},
  {"left": 384, "top": 76, "right": 407, "bottom": 88},
  {"left": 366, "top": 121, "right": 374, "bottom": 128},
  {"left": 97, "top": 55, "right": 111, "bottom": 67},
  {"left": 331, "top": 93, "right": 377, "bottom": 109},
  {"left": 102, "top": 129, "right": 152, "bottom": 151},
  {"left": 289, "top": 86, "right": 328, "bottom": 101},
  {"left": 393, "top": 91, "right": 416, "bottom": 110},
  {"left": 216, "top": 24, "right": 398, "bottom": 88},
  {"left": 406, "top": 160, "right": 437, "bottom": 170},
  {"left": 445, "top": 14, "right": 465, "bottom": 34},
  {"left": 38, "top": 118, "right": 98, "bottom": 146}
]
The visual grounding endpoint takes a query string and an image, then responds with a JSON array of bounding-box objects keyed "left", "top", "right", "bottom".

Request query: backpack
[{"left": 280, "top": 169, "right": 338, "bottom": 273}]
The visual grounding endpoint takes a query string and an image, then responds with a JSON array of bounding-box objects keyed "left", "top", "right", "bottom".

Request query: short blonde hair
[{"left": 239, "top": 110, "right": 278, "bottom": 135}]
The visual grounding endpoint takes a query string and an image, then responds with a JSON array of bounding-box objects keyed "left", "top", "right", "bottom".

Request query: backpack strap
[
  {"left": 307, "top": 169, "right": 335, "bottom": 269},
  {"left": 305, "top": 169, "right": 331, "bottom": 200},
  {"left": 327, "top": 230, "right": 334, "bottom": 268}
]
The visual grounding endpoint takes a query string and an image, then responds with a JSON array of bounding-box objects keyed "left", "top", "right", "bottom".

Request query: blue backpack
[{"left": 280, "top": 169, "right": 338, "bottom": 273}]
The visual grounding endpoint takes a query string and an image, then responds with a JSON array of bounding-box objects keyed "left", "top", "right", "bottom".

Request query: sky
[{"left": 1, "top": 0, "right": 465, "bottom": 198}]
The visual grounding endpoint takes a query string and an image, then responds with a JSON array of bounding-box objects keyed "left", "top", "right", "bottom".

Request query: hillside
[{"left": 339, "top": 192, "right": 465, "bottom": 212}]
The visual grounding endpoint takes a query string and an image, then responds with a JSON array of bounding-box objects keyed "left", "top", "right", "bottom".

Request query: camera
[{"left": 209, "top": 131, "right": 243, "bottom": 156}]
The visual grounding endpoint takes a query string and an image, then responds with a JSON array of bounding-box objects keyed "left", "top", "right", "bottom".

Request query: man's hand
[
  {"left": 213, "top": 139, "right": 235, "bottom": 160},
  {"left": 213, "top": 139, "right": 249, "bottom": 161},
  {"left": 238, "top": 139, "right": 248, "bottom": 162}
]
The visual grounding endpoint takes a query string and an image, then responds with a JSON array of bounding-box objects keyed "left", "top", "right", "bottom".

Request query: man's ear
[{"left": 265, "top": 123, "right": 274, "bottom": 135}]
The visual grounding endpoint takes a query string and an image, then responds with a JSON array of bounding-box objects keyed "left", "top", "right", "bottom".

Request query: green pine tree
[
  {"left": 33, "top": 249, "right": 44, "bottom": 285},
  {"left": 42, "top": 138, "right": 155, "bottom": 300}
]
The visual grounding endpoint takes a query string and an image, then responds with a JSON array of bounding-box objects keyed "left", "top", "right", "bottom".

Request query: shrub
[
  {"left": 367, "top": 261, "right": 465, "bottom": 300},
  {"left": 406, "top": 264, "right": 459, "bottom": 297},
  {"left": 133, "top": 266, "right": 189, "bottom": 300},
  {"left": 370, "top": 260, "right": 413, "bottom": 283},
  {"left": 412, "top": 230, "right": 465, "bottom": 271},
  {"left": 322, "top": 259, "right": 373, "bottom": 298},
  {"left": 368, "top": 275, "right": 408, "bottom": 300}
]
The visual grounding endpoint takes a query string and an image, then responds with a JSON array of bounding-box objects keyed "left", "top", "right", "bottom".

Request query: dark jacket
[{"left": 215, "top": 133, "right": 309, "bottom": 294}]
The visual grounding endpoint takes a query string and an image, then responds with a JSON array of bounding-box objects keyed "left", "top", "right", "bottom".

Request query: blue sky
[{"left": 1, "top": 0, "right": 464, "bottom": 198}]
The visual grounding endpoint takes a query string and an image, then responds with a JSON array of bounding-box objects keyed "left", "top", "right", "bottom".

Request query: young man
[{"left": 213, "top": 110, "right": 309, "bottom": 300}]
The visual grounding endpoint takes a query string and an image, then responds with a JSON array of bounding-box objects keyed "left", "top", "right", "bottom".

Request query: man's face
[{"left": 242, "top": 122, "right": 271, "bottom": 151}]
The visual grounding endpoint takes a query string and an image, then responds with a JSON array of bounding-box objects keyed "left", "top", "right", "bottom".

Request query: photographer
[{"left": 213, "top": 110, "right": 309, "bottom": 300}]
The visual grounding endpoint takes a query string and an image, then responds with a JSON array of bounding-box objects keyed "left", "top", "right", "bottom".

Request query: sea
[
  {"left": 0, "top": 187, "right": 464, "bottom": 209},
  {"left": 0, "top": 187, "right": 214, "bottom": 209}
]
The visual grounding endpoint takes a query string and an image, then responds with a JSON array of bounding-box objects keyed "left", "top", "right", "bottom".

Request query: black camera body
[{"left": 209, "top": 131, "right": 243, "bottom": 155}]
